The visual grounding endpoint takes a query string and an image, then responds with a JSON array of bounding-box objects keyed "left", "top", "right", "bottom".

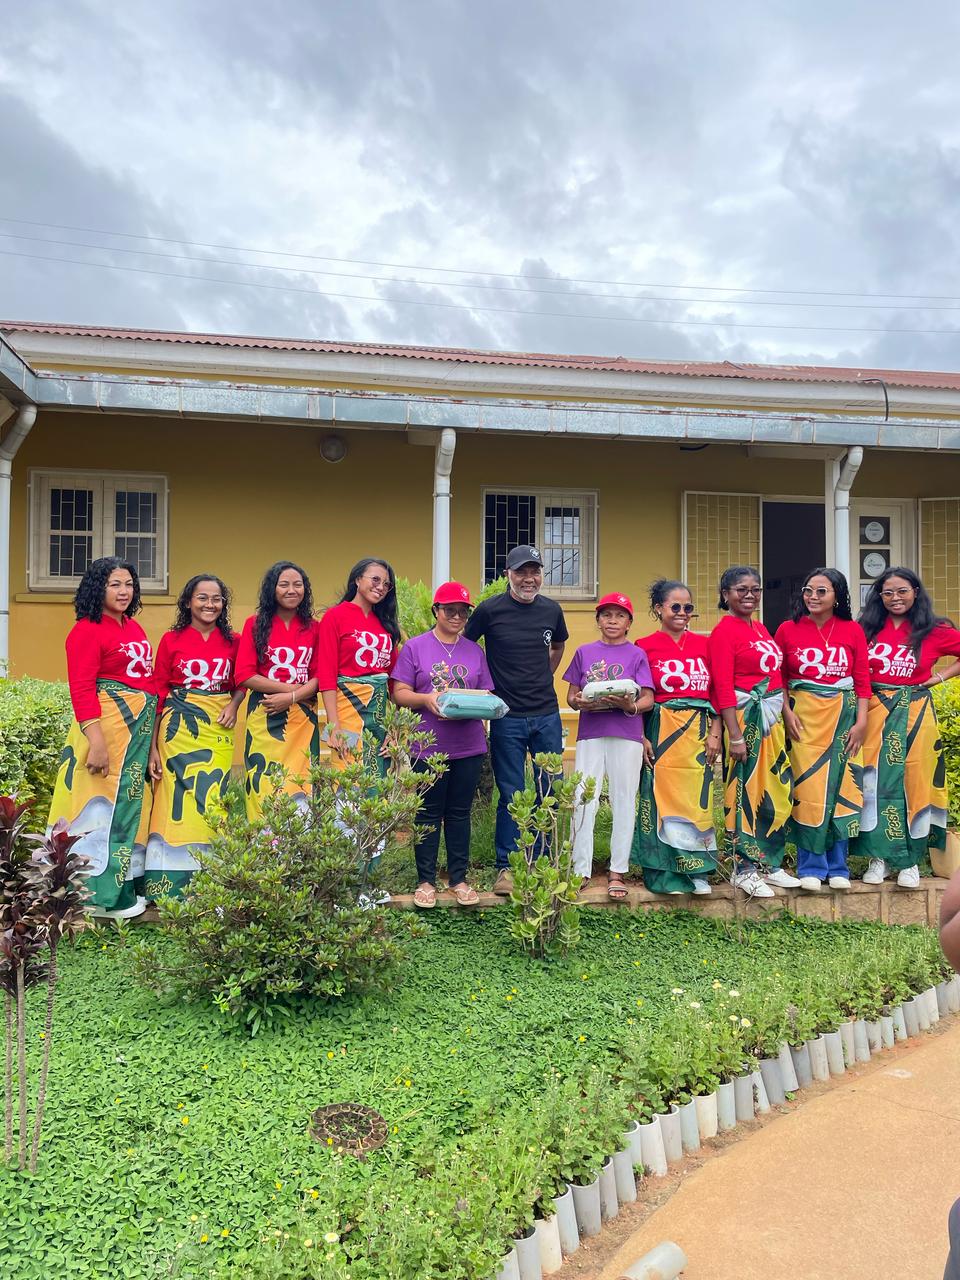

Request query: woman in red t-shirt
[
  {"left": 318, "top": 557, "right": 400, "bottom": 774},
  {"left": 46, "top": 556, "right": 157, "bottom": 918},
  {"left": 144, "top": 574, "right": 243, "bottom": 899},
  {"left": 774, "top": 569, "right": 870, "bottom": 892},
  {"left": 631, "top": 579, "right": 720, "bottom": 896},
  {"left": 854, "top": 567, "right": 960, "bottom": 886},
  {"left": 235, "top": 561, "right": 321, "bottom": 819},
  {"left": 707, "top": 565, "right": 797, "bottom": 899}
]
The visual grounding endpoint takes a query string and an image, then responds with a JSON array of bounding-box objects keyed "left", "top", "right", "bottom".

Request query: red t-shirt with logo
[
  {"left": 635, "top": 630, "right": 713, "bottom": 704},
  {"left": 707, "top": 615, "right": 784, "bottom": 711},
  {"left": 316, "top": 601, "right": 397, "bottom": 690},
  {"left": 773, "top": 617, "right": 871, "bottom": 697},
  {"left": 153, "top": 627, "right": 240, "bottom": 708},
  {"left": 863, "top": 617, "right": 960, "bottom": 686},
  {"left": 65, "top": 615, "right": 155, "bottom": 721},
  {"left": 234, "top": 614, "right": 321, "bottom": 685}
]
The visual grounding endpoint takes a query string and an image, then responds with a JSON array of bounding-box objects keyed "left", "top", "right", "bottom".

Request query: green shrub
[
  {"left": 0, "top": 678, "right": 71, "bottom": 818},
  {"left": 934, "top": 681, "right": 960, "bottom": 827},
  {"left": 132, "top": 706, "right": 440, "bottom": 1034}
]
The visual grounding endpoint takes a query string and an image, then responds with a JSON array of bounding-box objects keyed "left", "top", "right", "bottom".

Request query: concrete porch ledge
[{"left": 387, "top": 875, "right": 949, "bottom": 927}]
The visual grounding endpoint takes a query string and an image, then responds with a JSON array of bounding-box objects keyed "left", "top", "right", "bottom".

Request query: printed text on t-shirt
[
  {"left": 654, "top": 656, "right": 710, "bottom": 694},
  {"left": 119, "top": 641, "right": 153, "bottom": 679},
  {"left": 351, "top": 630, "right": 394, "bottom": 670},
  {"left": 267, "top": 645, "right": 313, "bottom": 682},
  {"left": 869, "top": 642, "right": 916, "bottom": 679},
  {"left": 792, "top": 645, "right": 850, "bottom": 680},
  {"left": 177, "top": 657, "right": 232, "bottom": 689}
]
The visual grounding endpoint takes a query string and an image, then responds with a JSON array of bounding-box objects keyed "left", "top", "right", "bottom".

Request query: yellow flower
[
  {"left": 581, "top": 974, "right": 589, "bottom": 981},
  {"left": 577, "top": 1035, "right": 586, "bottom": 1043},
  {"left": 505, "top": 995, "right": 513, "bottom": 1001},
  {"left": 511, "top": 987, "right": 518, "bottom": 994},
  {"left": 221, "top": 1228, "right": 230, "bottom": 1237},
  {"left": 470, "top": 994, "right": 477, "bottom": 1001},
  {"left": 740, "top": 1017, "right": 752, "bottom": 1028},
  {"left": 614, "top": 932, "right": 620, "bottom": 939},
  {"left": 324, "top": 1231, "right": 339, "bottom": 1244},
  {"left": 304, "top": 1239, "right": 313, "bottom": 1249},
  {"left": 636, "top": 998, "right": 643, "bottom": 1007},
  {"left": 202, "top": 1064, "right": 209, "bottom": 1071},
  {"left": 309, "top": 1189, "right": 319, "bottom": 1199},
  {"left": 449, "top": 1047, "right": 457, "bottom": 1054},
  {"left": 326, "top": 1137, "right": 333, "bottom": 1145},
  {"left": 114, "top": 1097, "right": 121, "bottom": 1105},
  {"left": 404, "top": 1079, "right": 411, "bottom": 1088},
  {"left": 176, "top": 1102, "right": 184, "bottom": 1110},
  {"left": 190, "top": 1215, "right": 199, "bottom": 1223},
  {"left": 275, "top": 1181, "right": 283, "bottom": 1190},
  {"left": 200, "top": 1234, "right": 208, "bottom": 1244},
  {"left": 39, "top": 1031, "right": 45, "bottom": 1040},
  {"left": 392, "top": 1125, "right": 398, "bottom": 1133},
  {"left": 327, "top": 1051, "right": 335, "bottom": 1059},
  {"left": 181, "top": 1116, "right": 189, "bottom": 1126}
]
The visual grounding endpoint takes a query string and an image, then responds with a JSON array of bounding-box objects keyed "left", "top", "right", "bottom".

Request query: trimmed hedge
[{"left": 0, "top": 676, "right": 71, "bottom": 818}]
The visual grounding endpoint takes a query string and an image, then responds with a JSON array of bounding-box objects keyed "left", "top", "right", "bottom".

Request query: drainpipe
[
  {"left": 432, "top": 428, "right": 457, "bottom": 589},
  {"left": 0, "top": 403, "right": 38, "bottom": 673},
  {"left": 833, "top": 445, "right": 864, "bottom": 582}
]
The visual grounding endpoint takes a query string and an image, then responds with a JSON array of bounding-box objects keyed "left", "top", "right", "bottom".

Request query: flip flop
[
  {"left": 450, "top": 883, "right": 480, "bottom": 906},
  {"left": 413, "top": 884, "right": 437, "bottom": 909}
]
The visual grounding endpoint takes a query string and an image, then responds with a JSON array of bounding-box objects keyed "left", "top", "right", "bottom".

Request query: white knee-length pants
[{"left": 571, "top": 736, "right": 644, "bottom": 877}]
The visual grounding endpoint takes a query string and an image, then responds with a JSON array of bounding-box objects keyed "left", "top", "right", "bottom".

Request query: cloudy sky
[{"left": 3, "top": 0, "right": 960, "bottom": 371}]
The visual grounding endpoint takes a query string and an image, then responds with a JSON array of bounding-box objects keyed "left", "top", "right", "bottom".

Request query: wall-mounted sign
[{"left": 862, "top": 550, "right": 888, "bottom": 578}]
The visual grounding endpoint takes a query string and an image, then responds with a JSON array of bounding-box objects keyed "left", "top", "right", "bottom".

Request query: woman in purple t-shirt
[
  {"left": 564, "top": 593, "right": 654, "bottom": 898},
  {"left": 392, "top": 582, "right": 494, "bottom": 908}
]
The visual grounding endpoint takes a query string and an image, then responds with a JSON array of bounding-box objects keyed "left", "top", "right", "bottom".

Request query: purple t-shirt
[
  {"left": 563, "top": 641, "right": 653, "bottom": 743},
  {"left": 392, "top": 630, "right": 494, "bottom": 759}
]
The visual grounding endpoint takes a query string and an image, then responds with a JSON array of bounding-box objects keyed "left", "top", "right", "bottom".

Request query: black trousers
[
  {"left": 413, "top": 753, "right": 484, "bottom": 886},
  {"left": 945, "top": 1198, "right": 960, "bottom": 1280}
]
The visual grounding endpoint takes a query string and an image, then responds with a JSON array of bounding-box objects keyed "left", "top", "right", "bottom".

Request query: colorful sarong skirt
[
  {"left": 144, "top": 688, "right": 235, "bottom": 899},
  {"left": 786, "top": 678, "right": 863, "bottom": 855},
  {"left": 46, "top": 679, "right": 156, "bottom": 911},
  {"left": 328, "top": 675, "right": 389, "bottom": 779},
  {"left": 632, "top": 697, "right": 718, "bottom": 893},
  {"left": 723, "top": 680, "right": 793, "bottom": 868},
  {"left": 243, "top": 691, "right": 320, "bottom": 820}
]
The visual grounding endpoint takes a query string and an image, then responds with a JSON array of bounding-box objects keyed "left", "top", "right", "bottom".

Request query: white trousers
[{"left": 572, "top": 736, "right": 644, "bottom": 877}]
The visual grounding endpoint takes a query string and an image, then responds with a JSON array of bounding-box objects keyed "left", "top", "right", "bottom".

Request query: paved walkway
[{"left": 600, "top": 1022, "right": 960, "bottom": 1280}]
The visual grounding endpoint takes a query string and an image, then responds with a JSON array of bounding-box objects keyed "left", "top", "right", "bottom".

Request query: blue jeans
[
  {"left": 489, "top": 713, "right": 563, "bottom": 869},
  {"left": 797, "top": 839, "right": 849, "bottom": 880}
]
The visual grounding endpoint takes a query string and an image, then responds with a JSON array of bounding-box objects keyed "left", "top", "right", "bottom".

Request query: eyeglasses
[
  {"left": 801, "top": 586, "right": 833, "bottom": 598},
  {"left": 362, "top": 575, "right": 393, "bottom": 589},
  {"left": 194, "top": 594, "right": 224, "bottom": 605},
  {"left": 668, "top": 602, "right": 696, "bottom": 614},
  {"left": 731, "top": 586, "right": 762, "bottom": 596},
  {"left": 439, "top": 605, "right": 470, "bottom": 617},
  {"left": 880, "top": 587, "right": 913, "bottom": 599}
]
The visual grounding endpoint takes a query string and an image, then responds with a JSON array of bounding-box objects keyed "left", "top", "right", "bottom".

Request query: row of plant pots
[{"left": 494, "top": 972, "right": 960, "bottom": 1280}]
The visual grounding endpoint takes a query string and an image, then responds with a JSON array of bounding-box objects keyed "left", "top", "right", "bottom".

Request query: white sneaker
[
  {"left": 799, "top": 876, "right": 822, "bottom": 892},
  {"left": 91, "top": 895, "right": 147, "bottom": 920},
  {"left": 897, "top": 865, "right": 920, "bottom": 889},
  {"left": 691, "top": 878, "right": 712, "bottom": 896},
  {"left": 765, "top": 868, "right": 801, "bottom": 889},
  {"left": 862, "top": 858, "right": 888, "bottom": 885},
  {"left": 357, "top": 889, "right": 392, "bottom": 910},
  {"left": 733, "top": 868, "right": 775, "bottom": 898},
  {"left": 828, "top": 876, "right": 851, "bottom": 890}
]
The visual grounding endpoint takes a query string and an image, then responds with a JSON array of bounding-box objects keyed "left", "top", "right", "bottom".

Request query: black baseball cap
[{"left": 505, "top": 544, "right": 544, "bottom": 571}]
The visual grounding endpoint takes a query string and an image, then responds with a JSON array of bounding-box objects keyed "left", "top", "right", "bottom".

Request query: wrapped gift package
[
  {"left": 580, "top": 678, "right": 640, "bottom": 702},
  {"left": 436, "top": 690, "right": 510, "bottom": 720}
]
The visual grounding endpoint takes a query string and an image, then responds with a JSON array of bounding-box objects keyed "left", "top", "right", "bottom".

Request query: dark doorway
[{"left": 762, "top": 502, "right": 826, "bottom": 632}]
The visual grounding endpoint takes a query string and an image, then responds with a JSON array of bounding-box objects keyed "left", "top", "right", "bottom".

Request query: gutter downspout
[
  {"left": 833, "top": 445, "right": 864, "bottom": 583},
  {"left": 0, "top": 404, "right": 38, "bottom": 673},
  {"left": 432, "top": 428, "right": 457, "bottom": 590}
]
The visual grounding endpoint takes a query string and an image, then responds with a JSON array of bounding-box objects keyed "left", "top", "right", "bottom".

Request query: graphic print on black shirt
[{"left": 464, "top": 590, "right": 569, "bottom": 716}]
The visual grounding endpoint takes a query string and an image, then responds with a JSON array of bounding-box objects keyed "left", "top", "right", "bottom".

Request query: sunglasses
[
  {"left": 730, "top": 586, "right": 762, "bottom": 596},
  {"left": 801, "top": 586, "right": 833, "bottom": 598},
  {"left": 665, "top": 602, "right": 696, "bottom": 615}
]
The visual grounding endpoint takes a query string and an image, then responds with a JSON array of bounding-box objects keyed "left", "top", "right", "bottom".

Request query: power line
[
  {"left": 2, "top": 214, "right": 959, "bottom": 304},
  {"left": 5, "top": 246, "right": 960, "bottom": 337},
  {"left": 4, "top": 230, "right": 960, "bottom": 314}
]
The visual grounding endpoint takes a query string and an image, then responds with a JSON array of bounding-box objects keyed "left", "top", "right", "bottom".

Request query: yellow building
[{"left": 3, "top": 321, "right": 960, "bottom": 710}]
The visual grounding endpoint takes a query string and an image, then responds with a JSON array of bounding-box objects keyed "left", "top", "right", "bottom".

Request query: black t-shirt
[{"left": 464, "top": 591, "right": 569, "bottom": 716}]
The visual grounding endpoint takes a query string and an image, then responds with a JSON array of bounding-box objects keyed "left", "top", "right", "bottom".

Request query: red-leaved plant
[{"left": 0, "top": 801, "right": 90, "bottom": 1170}]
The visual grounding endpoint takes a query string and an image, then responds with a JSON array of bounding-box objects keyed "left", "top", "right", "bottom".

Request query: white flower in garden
[
  {"left": 711, "top": 979, "right": 723, "bottom": 990},
  {"left": 671, "top": 987, "right": 684, "bottom": 995},
  {"left": 740, "top": 1017, "right": 752, "bottom": 1028},
  {"left": 728, "top": 989, "right": 740, "bottom": 998},
  {"left": 729, "top": 1014, "right": 739, "bottom": 1022},
  {"left": 689, "top": 1001, "right": 701, "bottom": 1010}
]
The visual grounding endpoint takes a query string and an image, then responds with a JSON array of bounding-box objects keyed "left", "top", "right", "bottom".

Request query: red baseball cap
[
  {"left": 596, "top": 592, "right": 634, "bottom": 618},
  {"left": 433, "top": 581, "right": 473, "bottom": 607}
]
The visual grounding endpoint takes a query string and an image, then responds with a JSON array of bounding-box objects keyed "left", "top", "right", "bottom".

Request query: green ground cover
[{"left": 1, "top": 906, "right": 942, "bottom": 1279}]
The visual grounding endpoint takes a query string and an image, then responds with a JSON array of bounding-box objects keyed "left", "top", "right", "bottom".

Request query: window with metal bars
[
  {"left": 29, "top": 470, "right": 167, "bottom": 591},
  {"left": 482, "top": 488, "right": 597, "bottom": 598}
]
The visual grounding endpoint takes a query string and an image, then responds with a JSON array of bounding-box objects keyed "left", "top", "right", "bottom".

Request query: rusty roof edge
[{"left": 24, "top": 367, "right": 960, "bottom": 449}]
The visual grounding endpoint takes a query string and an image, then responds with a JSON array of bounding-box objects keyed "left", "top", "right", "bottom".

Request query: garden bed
[{"left": 1, "top": 906, "right": 947, "bottom": 1279}]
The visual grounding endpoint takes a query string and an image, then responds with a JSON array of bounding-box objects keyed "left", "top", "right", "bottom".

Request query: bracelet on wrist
[{"left": 730, "top": 736, "right": 745, "bottom": 746}]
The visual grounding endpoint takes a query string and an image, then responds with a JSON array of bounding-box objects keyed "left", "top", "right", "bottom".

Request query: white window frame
[
  {"left": 28, "top": 468, "right": 169, "bottom": 593},
  {"left": 481, "top": 486, "right": 599, "bottom": 600}
]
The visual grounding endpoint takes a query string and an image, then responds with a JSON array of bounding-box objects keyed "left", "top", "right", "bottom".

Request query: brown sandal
[
  {"left": 450, "top": 882, "right": 480, "bottom": 906},
  {"left": 413, "top": 883, "right": 437, "bottom": 909},
  {"left": 608, "top": 874, "right": 628, "bottom": 900}
]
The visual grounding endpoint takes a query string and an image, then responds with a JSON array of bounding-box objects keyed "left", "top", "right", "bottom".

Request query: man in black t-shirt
[{"left": 464, "top": 545, "right": 569, "bottom": 894}]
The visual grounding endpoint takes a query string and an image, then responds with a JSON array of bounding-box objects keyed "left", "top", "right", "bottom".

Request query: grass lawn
[{"left": 1, "top": 905, "right": 937, "bottom": 1279}]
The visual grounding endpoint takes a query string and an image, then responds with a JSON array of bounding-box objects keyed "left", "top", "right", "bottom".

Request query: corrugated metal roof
[{"left": 4, "top": 319, "right": 960, "bottom": 391}]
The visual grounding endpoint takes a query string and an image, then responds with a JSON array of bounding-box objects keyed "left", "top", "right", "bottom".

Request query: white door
[{"left": 849, "top": 501, "right": 911, "bottom": 609}]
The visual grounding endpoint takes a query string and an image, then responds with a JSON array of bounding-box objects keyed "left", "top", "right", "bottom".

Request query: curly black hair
[
  {"left": 717, "top": 565, "right": 760, "bottom": 611},
  {"left": 649, "top": 578, "right": 691, "bottom": 615},
  {"left": 790, "top": 567, "right": 853, "bottom": 623},
  {"left": 337, "top": 557, "right": 400, "bottom": 646},
  {"left": 73, "top": 556, "right": 142, "bottom": 622},
  {"left": 859, "top": 566, "right": 951, "bottom": 657},
  {"left": 171, "top": 574, "right": 235, "bottom": 641},
  {"left": 253, "top": 561, "right": 314, "bottom": 664}
]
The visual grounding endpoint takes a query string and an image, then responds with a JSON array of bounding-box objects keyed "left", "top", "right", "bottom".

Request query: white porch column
[
  {"left": 832, "top": 446, "right": 864, "bottom": 582},
  {"left": 0, "top": 403, "right": 38, "bottom": 672},
  {"left": 431, "top": 428, "right": 457, "bottom": 589}
]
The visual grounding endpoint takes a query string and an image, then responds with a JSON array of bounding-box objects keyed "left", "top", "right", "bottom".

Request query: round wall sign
[
  {"left": 863, "top": 520, "right": 886, "bottom": 544},
  {"left": 863, "top": 551, "right": 888, "bottom": 577}
]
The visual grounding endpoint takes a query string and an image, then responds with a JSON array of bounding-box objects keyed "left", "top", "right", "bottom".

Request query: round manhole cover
[{"left": 309, "top": 1103, "right": 388, "bottom": 1157}]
